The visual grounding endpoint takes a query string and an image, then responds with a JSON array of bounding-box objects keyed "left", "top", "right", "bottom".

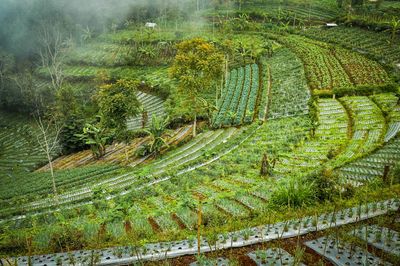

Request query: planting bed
[
  {"left": 7, "top": 199, "right": 399, "bottom": 266},
  {"left": 352, "top": 225, "right": 400, "bottom": 256},
  {"left": 336, "top": 136, "right": 400, "bottom": 186},
  {"left": 0, "top": 111, "right": 55, "bottom": 174},
  {"left": 300, "top": 27, "right": 400, "bottom": 69},
  {"left": 267, "top": 48, "right": 310, "bottom": 119},
  {"left": 328, "top": 96, "right": 386, "bottom": 168},
  {"left": 126, "top": 91, "right": 166, "bottom": 131},
  {"left": 273, "top": 98, "right": 348, "bottom": 176},
  {"left": 213, "top": 64, "right": 261, "bottom": 127},
  {"left": 247, "top": 248, "right": 306, "bottom": 266},
  {"left": 305, "top": 236, "right": 392, "bottom": 266},
  {"left": 280, "top": 35, "right": 389, "bottom": 91}
]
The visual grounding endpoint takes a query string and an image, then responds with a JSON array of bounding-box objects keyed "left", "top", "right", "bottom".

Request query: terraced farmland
[
  {"left": 126, "top": 91, "right": 166, "bottom": 130},
  {"left": 213, "top": 64, "right": 261, "bottom": 127},
  {"left": 273, "top": 98, "right": 349, "bottom": 176},
  {"left": 281, "top": 35, "right": 390, "bottom": 91},
  {"left": 1, "top": 1, "right": 400, "bottom": 263},
  {"left": 300, "top": 26, "right": 400, "bottom": 68},
  {"left": 0, "top": 111, "right": 54, "bottom": 174}
]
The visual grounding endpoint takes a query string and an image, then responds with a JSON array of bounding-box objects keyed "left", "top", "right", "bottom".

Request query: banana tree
[
  {"left": 143, "top": 115, "right": 170, "bottom": 156},
  {"left": 386, "top": 17, "right": 400, "bottom": 41},
  {"left": 75, "top": 123, "right": 110, "bottom": 159}
]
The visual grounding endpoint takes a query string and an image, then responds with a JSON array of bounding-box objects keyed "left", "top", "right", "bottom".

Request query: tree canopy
[{"left": 170, "top": 38, "right": 224, "bottom": 136}]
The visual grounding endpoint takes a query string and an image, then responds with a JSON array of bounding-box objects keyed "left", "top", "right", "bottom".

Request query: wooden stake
[{"left": 197, "top": 200, "right": 202, "bottom": 256}]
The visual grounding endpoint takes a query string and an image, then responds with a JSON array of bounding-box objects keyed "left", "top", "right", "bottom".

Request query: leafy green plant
[
  {"left": 271, "top": 176, "right": 316, "bottom": 208},
  {"left": 75, "top": 123, "right": 110, "bottom": 159},
  {"left": 143, "top": 115, "right": 170, "bottom": 156}
]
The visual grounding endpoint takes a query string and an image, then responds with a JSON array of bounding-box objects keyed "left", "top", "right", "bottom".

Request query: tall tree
[
  {"left": 96, "top": 79, "right": 141, "bottom": 161},
  {"left": 170, "top": 38, "right": 224, "bottom": 137},
  {"left": 35, "top": 114, "right": 62, "bottom": 203},
  {"left": 38, "top": 23, "right": 71, "bottom": 91},
  {"left": 97, "top": 79, "right": 141, "bottom": 135}
]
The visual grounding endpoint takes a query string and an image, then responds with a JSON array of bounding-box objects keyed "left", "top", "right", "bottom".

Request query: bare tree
[
  {"left": 38, "top": 24, "right": 70, "bottom": 91},
  {"left": 35, "top": 114, "right": 62, "bottom": 202}
]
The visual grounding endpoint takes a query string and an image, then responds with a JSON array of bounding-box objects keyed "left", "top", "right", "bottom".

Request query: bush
[
  {"left": 389, "top": 162, "right": 400, "bottom": 185},
  {"left": 307, "top": 169, "right": 340, "bottom": 201},
  {"left": 271, "top": 175, "right": 316, "bottom": 208},
  {"left": 333, "top": 83, "right": 398, "bottom": 97}
]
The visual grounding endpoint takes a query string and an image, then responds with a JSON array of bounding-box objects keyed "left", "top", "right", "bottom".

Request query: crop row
[
  {"left": 300, "top": 27, "right": 400, "bottom": 68},
  {"left": 282, "top": 36, "right": 351, "bottom": 90},
  {"left": 224, "top": 67, "right": 245, "bottom": 125},
  {"left": 66, "top": 42, "right": 133, "bottom": 67},
  {"left": 213, "top": 64, "right": 261, "bottom": 127},
  {"left": 37, "top": 65, "right": 169, "bottom": 82},
  {"left": 212, "top": 69, "right": 238, "bottom": 127},
  {"left": 334, "top": 49, "right": 389, "bottom": 86},
  {"left": 273, "top": 98, "right": 349, "bottom": 176},
  {"left": 126, "top": 91, "right": 166, "bottom": 131},
  {"left": 0, "top": 112, "right": 54, "bottom": 174},
  {"left": 234, "top": 65, "right": 253, "bottom": 125},
  {"left": 328, "top": 96, "right": 386, "bottom": 169},
  {"left": 370, "top": 93, "right": 400, "bottom": 142},
  {"left": 281, "top": 35, "right": 389, "bottom": 91},
  {"left": 337, "top": 137, "right": 400, "bottom": 186},
  {"left": 0, "top": 165, "right": 125, "bottom": 212},
  {"left": 267, "top": 48, "right": 310, "bottom": 119},
  {"left": 2, "top": 127, "right": 246, "bottom": 218}
]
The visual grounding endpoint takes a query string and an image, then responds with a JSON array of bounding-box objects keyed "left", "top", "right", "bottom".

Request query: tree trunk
[
  {"left": 193, "top": 113, "right": 197, "bottom": 137},
  {"left": 197, "top": 201, "right": 202, "bottom": 256},
  {"left": 48, "top": 155, "right": 57, "bottom": 196},
  {"left": 125, "top": 145, "right": 129, "bottom": 163},
  {"left": 260, "top": 153, "right": 269, "bottom": 176},
  {"left": 383, "top": 165, "right": 390, "bottom": 185}
]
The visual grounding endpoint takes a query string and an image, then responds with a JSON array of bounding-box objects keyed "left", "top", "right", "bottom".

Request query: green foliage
[
  {"left": 59, "top": 115, "right": 87, "bottom": 154},
  {"left": 389, "top": 162, "right": 400, "bottom": 184},
  {"left": 55, "top": 85, "right": 87, "bottom": 153},
  {"left": 271, "top": 175, "right": 316, "bottom": 208},
  {"left": 75, "top": 123, "right": 110, "bottom": 159},
  {"left": 145, "top": 115, "right": 170, "bottom": 156},
  {"left": 307, "top": 169, "right": 340, "bottom": 201},
  {"left": 170, "top": 38, "right": 224, "bottom": 135},
  {"left": 97, "top": 79, "right": 141, "bottom": 134}
]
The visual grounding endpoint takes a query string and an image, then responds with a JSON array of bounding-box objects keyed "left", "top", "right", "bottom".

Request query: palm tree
[{"left": 81, "top": 25, "right": 93, "bottom": 44}]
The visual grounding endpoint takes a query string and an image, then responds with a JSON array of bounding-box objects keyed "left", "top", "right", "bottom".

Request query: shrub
[
  {"left": 307, "top": 169, "right": 340, "bottom": 201},
  {"left": 389, "top": 162, "right": 400, "bottom": 185},
  {"left": 333, "top": 83, "right": 398, "bottom": 97},
  {"left": 271, "top": 175, "right": 316, "bottom": 208}
]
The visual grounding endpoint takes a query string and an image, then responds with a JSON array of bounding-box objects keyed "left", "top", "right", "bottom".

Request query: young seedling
[
  {"left": 348, "top": 208, "right": 354, "bottom": 218},
  {"left": 293, "top": 245, "right": 305, "bottom": 266}
]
